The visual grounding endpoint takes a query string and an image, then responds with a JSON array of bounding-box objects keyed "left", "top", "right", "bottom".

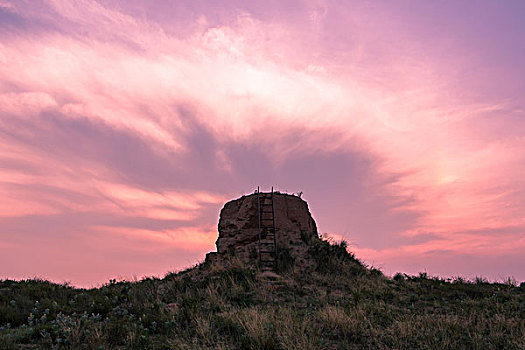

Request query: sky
[{"left": 1, "top": 0, "right": 524, "bottom": 287}]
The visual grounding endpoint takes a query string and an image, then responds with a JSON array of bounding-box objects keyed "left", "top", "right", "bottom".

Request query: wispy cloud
[{"left": 0, "top": 0, "right": 524, "bottom": 286}]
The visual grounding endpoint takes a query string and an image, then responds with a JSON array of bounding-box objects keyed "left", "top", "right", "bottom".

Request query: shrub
[
  {"left": 393, "top": 273, "right": 405, "bottom": 282},
  {"left": 308, "top": 237, "right": 365, "bottom": 274}
]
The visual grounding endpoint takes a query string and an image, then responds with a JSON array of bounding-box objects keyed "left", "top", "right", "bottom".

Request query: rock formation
[{"left": 205, "top": 191, "right": 321, "bottom": 270}]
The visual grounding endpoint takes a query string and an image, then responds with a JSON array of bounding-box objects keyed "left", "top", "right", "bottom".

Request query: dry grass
[{"left": 1, "top": 241, "right": 524, "bottom": 349}]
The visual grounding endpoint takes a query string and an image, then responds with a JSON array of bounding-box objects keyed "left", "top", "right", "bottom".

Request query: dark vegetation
[{"left": 1, "top": 238, "right": 524, "bottom": 349}]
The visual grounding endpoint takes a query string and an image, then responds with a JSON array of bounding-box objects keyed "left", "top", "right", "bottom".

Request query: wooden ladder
[{"left": 257, "top": 186, "right": 278, "bottom": 270}]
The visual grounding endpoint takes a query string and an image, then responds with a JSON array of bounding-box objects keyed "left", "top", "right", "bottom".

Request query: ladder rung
[{"left": 258, "top": 188, "right": 277, "bottom": 273}]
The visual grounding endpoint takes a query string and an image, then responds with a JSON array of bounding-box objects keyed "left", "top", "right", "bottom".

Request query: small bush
[
  {"left": 308, "top": 237, "right": 365, "bottom": 275},
  {"left": 393, "top": 273, "right": 405, "bottom": 282}
]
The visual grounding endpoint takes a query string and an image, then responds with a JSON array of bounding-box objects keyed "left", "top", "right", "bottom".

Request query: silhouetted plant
[
  {"left": 308, "top": 236, "right": 365, "bottom": 274},
  {"left": 393, "top": 272, "right": 405, "bottom": 282}
]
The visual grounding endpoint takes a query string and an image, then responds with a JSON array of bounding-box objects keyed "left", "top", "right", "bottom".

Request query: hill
[{"left": 1, "top": 238, "right": 524, "bottom": 349}]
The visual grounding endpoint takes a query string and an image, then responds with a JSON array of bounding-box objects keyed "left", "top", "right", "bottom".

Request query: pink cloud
[
  {"left": 93, "top": 225, "right": 217, "bottom": 253},
  {"left": 0, "top": 0, "right": 524, "bottom": 285}
]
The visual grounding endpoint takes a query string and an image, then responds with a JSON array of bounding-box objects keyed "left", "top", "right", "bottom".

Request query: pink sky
[{"left": 1, "top": 0, "right": 524, "bottom": 287}]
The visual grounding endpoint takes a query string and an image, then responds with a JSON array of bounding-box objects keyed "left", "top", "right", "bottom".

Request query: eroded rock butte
[{"left": 205, "top": 191, "right": 321, "bottom": 270}]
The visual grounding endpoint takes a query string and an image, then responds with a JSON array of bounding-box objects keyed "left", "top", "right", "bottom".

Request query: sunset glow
[{"left": 1, "top": 0, "right": 524, "bottom": 287}]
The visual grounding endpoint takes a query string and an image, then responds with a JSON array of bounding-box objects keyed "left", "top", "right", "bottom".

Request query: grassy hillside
[{"left": 1, "top": 239, "right": 524, "bottom": 349}]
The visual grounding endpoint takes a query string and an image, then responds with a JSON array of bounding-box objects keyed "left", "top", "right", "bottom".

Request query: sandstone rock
[{"left": 206, "top": 191, "right": 320, "bottom": 270}]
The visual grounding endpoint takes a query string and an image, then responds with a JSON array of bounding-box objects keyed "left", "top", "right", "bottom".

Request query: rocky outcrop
[{"left": 205, "top": 192, "right": 320, "bottom": 269}]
